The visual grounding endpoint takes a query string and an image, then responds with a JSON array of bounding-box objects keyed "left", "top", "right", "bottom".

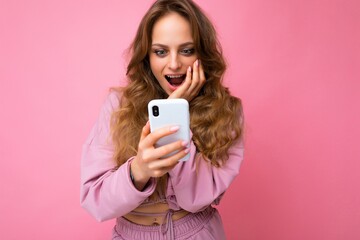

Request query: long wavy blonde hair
[{"left": 111, "top": 0, "right": 243, "bottom": 172}]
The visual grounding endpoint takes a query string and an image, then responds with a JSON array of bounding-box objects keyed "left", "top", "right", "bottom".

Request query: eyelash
[
  {"left": 153, "top": 48, "right": 195, "bottom": 57},
  {"left": 181, "top": 48, "right": 195, "bottom": 55},
  {"left": 154, "top": 49, "right": 167, "bottom": 56}
]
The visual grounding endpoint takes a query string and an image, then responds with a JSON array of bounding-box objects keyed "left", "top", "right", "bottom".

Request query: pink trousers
[{"left": 112, "top": 207, "right": 226, "bottom": 240}]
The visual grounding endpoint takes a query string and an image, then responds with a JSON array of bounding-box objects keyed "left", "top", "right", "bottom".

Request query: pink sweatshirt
[{"left": 80, "top": 91, "right": 244, "bottom": 222}]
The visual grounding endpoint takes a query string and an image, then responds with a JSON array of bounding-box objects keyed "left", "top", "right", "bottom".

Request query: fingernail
[
  {"left": 170, "top": 126, "right": 180, "bottom": 132},
  {"left": 184, "top": 148, "right": 190, "bottom": 154},
  {"left": 188, "top": 66, "right": 191, "bottom": 72},
  {"left": 181, "top": 140, "right": 189, "bottom": 147},
  {"left": 196, "top": 59, "right": 199, "bottom": 67}
]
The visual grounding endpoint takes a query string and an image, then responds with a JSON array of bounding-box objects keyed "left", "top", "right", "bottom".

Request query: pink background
[{"left": 1, "top": 0, "right": 359, "bottom": 239}]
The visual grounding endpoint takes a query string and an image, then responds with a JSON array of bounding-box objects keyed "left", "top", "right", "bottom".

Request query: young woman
[{"left": 81, "top": 0, "right": 244, "bottom": 239}]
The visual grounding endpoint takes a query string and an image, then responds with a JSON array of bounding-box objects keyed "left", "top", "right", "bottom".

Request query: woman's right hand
[{"left": 130, "top": 121, "right": 189, "bottom": 191}]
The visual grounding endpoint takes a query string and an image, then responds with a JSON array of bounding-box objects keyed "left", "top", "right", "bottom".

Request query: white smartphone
[{"left": 148, "top": 99, "right": 190, "bottom": 161}]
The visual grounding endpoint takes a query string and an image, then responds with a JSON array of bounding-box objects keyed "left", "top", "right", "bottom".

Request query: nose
[{"left": 168, "top": 53, "right": 181, "bottom": 70}]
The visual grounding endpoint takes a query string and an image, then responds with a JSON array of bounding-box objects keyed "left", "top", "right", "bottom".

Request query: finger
[
  {"left": 183, "top": 65, "right": 192, "bottom": 88},
  {"left": 188, "top": 59, "right": 200, "bottom": 94},
  {"left": 193, "top": 60, "right": 206, "bottom": 93},
  {"left": 157, "top": 162, "right": 180, "bottom": 174},
  {"left": 140, "top": 121, "right": 150, "bottom": 141},
  {"left": 199, "top": 60, "right": 206, "bottom": 85},
  {"left": 152, "top": 139, "right": 188, "bottom": 159},
  {"left": 177, "top": 66, "right": 192, "bottom": 94},
  {"left": 149, "top": 161, "right": 179, "bottom": 177},
  {"left": 192, "top": 59, "right": 200, "bottom": 85},
  {"left": 143, "top": 125, "right": 180, "bottom": 146},
  {"left": 166, "top": 147, "right": 190, "bottom": 162},
  {"left": 148, "top": 148, "right": 189, "bottom": 170}
]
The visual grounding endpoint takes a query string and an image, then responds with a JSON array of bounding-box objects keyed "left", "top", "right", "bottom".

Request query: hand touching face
[{"left": 167, "top": 59, "right": 206, "bottom": 101}]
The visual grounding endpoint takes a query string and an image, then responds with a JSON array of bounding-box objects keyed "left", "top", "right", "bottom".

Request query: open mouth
[{"left": 165, "top": 74, "right": 186, "bottom": 86}]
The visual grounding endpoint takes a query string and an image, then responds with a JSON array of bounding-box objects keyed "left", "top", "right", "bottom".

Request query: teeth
[{"left": 167, "top": 75, "right": 183, "bottom": 78}]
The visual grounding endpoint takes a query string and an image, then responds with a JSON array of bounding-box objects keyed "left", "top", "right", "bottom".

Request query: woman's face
[{"left": 149, "top": 12, "right": 198, "bottom": 96}]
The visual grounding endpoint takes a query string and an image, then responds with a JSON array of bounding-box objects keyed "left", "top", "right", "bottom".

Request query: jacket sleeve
[
  {"left": 168, "top": 134, "right": 244, "bottom": 213},
  {"left": 80, "top": 92, "right": 156, "bottom": 222}
]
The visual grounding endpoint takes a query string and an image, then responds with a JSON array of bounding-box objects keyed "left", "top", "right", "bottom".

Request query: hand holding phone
[{"left": 148, "top": 99, "right": 190, "bottom": 161}]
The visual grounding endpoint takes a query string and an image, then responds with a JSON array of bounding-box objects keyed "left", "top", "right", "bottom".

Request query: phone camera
[{"left": 152, "top": 105, "right": 159, "bottom": 117}]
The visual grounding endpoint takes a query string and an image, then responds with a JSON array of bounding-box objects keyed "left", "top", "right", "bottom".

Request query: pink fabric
[
  {"left": 112, "top": 207, "right": 226, "bottom": 240},
  {"left": 80, "top": 91, "right": 244, "bottom": 222}
]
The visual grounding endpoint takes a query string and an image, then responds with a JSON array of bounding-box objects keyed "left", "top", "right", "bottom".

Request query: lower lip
[{"left": 168, "top": 81, "right": 180, "bottom": 91}]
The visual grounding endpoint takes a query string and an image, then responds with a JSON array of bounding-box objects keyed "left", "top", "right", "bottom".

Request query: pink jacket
[{"left": 80, "top": 92, "right": 244, "bottom": 222}]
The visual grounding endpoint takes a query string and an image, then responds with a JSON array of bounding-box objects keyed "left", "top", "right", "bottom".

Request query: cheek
[
  {"left": 182, "top": 56, "right": 197, "bottom": 66},
  {"left": 149, "top": 60, "right": 158, "bottom": 75},
  {"left": 149, "top": 57, "right": 165, "bottom": 75}
]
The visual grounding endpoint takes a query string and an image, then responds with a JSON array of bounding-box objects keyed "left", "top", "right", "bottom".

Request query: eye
[
  {"left": 181, "top": 48, "right": 195, "bottom": 56},
  {"left": 153, "top": 49, "right": 167, "bottom": 57}
]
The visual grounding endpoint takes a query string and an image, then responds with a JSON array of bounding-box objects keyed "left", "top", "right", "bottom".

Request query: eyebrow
[{"left": 151, "top": 42, "right": 194, "bottom": 48}]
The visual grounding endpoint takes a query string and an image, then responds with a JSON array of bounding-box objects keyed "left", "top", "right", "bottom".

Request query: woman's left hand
[{"left": 168, "top": 59, "right": 206, "bottom": 102}]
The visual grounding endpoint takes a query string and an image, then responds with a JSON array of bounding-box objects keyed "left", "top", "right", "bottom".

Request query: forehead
[{"left": 151, "top": 12, "right": 193, "bottom": 45}]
